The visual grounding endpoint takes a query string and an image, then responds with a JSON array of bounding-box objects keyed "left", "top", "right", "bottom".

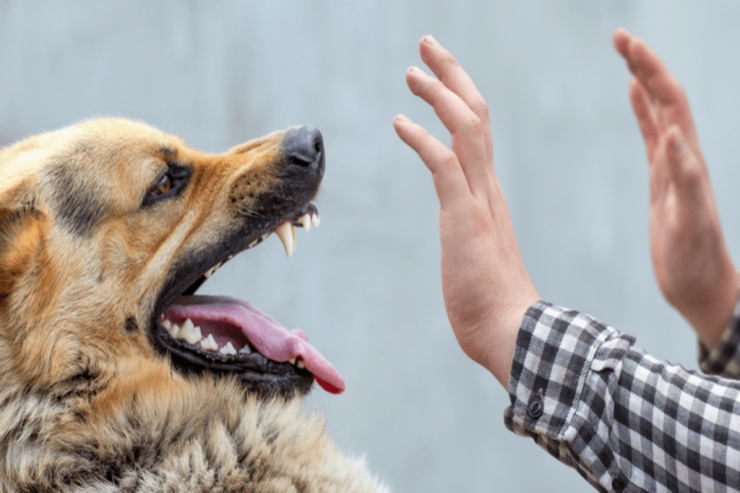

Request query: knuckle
[
  {"left": 441, "top": 150, "right": 459, "bottom": 169},
  {"left": 473, "top": 98, "right": 489, "bottom": 120},
  {"left": 441, "top": 52, "right": 460, "bottom": 70},
  {"left": 468, "top": 114, "right": 484, "bottom": 134}
]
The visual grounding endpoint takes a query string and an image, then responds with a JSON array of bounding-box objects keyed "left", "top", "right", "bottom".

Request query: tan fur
[{"left": 0, "top": 119, "right": 386, "bottom": 492}]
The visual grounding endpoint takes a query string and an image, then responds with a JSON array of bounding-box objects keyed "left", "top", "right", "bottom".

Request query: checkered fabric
[
  {"left": 699, "top": 299, "right": 740, "bottom": 379},
  {"left": 504, "top": 300, "right": 740, "bottom": 493}
]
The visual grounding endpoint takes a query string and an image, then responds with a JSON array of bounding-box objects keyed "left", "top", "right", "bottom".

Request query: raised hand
[
  {"left": 613, "top": 28, "right": 738, "bottom": 347},
  {"left": 394, "top": 36, "right": 539, "bottom": 387}
]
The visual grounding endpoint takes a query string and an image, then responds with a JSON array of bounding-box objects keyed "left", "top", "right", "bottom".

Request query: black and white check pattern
[
  {"left": 505, "top": 301, "right": 740, "bottom": 492},
  {"left": 699, "top": 299, "right": 740, "bottom": 378}
]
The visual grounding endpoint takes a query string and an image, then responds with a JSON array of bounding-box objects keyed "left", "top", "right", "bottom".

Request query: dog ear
[
  {"left": 0, "top": 206, "right": 45, "bottom": 300},
  {"left": 0, "top": 143, "right": 48, "bottom": 302}
]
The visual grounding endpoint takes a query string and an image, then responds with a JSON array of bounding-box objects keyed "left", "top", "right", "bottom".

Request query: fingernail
[
  {"left": 424, "top": 35, "right": 439, "bottom": 47},
  {"left": 395, "top": 114, "right": 410, "bottom": 124}
]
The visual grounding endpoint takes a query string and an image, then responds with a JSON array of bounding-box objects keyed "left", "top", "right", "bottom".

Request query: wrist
[
  {"left": 478, "top": 293, "right": 540, "bottom": 388},
  {"left": 684, "top": 268, "right": 739, "bottom": 349}
]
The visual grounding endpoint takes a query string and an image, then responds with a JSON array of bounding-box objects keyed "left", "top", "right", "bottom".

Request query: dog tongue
[{"left": 166, "top": 295, "right": 345, "bottom": 394}]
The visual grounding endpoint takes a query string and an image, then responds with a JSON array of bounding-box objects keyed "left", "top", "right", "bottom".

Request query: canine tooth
[
  {"left": 238, "top": 345, "right": 252, "bottom": 355},
  {"left": 204, "top": 262, "right": 221, "bottom": 278},
  {"left": 219, "top": 342, "right": 237, "bottom": 356},
  {"left": 297, "top": 360, "right": 305, "bottom": 369},
  {"left": 248, "top": 239, "right": 258, "bottom": 248},
  {"left": 288, "top": 358, "right": 296, "bottom": 365},
  {"left": 200, "top": 334, "right": 218, "bottom": 351},
  {"left": 299, "top": 213, "right": 312, "bottom": 232},
  {"left": 180, "top": 319, "right": 202, "bottom": 345},
  {"left": 228, "top": 254, "right": 234, "bottom": 260},
  {"left": 163, "top": 320, "right": 172, "bottom": 330},
  {"left": 311, "top": 213, "right": 320, "bottom": 227},
  {"left": 261, "top": 232, "right": 269, "bottom": 240},
  {"left": 275, "top": 222, "right": 296, "bottom": 258}
]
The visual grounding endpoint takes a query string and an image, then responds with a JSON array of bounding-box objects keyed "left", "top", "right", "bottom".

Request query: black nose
[{"left": 282, "top": 126, "right": 325, "bottom": 175}]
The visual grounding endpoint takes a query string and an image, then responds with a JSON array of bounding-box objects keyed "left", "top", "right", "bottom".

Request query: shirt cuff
[
  {"left": 504, "top": 301, "right": 640, "bottom": 492},
  {"left": 698, "top": 293, "right": 740, "bottom": 377},
  {"left": 504, "top": 301, "right": 612, "bottom": 439}
]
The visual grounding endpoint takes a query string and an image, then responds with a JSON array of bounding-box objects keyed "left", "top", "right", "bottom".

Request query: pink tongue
[{"left": 163, "top": 295, "right": 345, "bottom": 394}]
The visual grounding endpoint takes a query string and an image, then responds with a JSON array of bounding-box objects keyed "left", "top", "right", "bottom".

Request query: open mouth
[{"left": 150, "top": 203, "right": 344, "bottom": 398}]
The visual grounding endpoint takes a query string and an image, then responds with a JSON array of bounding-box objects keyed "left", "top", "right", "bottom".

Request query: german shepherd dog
[{"left": 0, "top": 119, "right": 387, "bottom": 492}]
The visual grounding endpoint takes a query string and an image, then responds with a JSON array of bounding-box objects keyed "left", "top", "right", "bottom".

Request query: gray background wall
[{"left": 2, "top": 1, "right": 740, "bottom": 491}]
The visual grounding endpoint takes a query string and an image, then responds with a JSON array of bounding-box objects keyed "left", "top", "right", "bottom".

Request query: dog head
[{"left": 0, "top": 118, "right": 344, "bottom": 404}]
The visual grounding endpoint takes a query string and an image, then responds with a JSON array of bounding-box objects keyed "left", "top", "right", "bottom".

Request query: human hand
[
  {"left": 393, "top": 36, "right": 539, "bottom": 387},
  {"left": 614, "top": 28, "right": 738, "bottom": 347}
]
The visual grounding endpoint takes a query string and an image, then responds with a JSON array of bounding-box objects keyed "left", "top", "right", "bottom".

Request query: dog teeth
[
  {"left": 312, "top": 213, "right": 320, "bottom": 227},
  {"left": 219, "top": 342, "right": 237, "bottom": 356},
  {"left": 248, "top": 239, "right": 259, "bottom": 248},
  {"left": 297, "top": 359, "right": 305, "bottom": 369},
  {"left": 298, "top": 213, "right": 312, "bottom": 232},
  {"left": 288, "top": 358, "right": 296, "bottom": 365},
  {"left": 203, "top": 261, "right": 223, "bottom": 279},
  {"left": 166, "top": 321, "right": 181, "bottom": 338},
  {"left": 275, "top": 221, "right": 296, "bottom": 258},
  {"left": 200, "top": 334, "right": 218, "bottom": 351},
  {"left": 177, "top": 319, "right": 202, "bottom": 345},
  {"left": 160, "top": 318, "right": 272, "bottom": 362}
]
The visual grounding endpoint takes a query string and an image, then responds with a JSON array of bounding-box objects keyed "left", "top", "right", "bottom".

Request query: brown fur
[{"left": 0, "top": 119, "right": 386, "bottom": 492}]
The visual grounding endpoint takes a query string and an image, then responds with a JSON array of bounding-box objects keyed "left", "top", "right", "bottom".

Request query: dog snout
[{"left": 281, "top": 126, "right": 325, "bottom": 178}]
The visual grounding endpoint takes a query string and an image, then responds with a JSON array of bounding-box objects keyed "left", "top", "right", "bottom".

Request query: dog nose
[{"left": 282, "top": 126, "right": 325, "bottom": 176}]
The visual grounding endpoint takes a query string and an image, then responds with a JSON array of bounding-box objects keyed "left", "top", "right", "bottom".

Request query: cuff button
[
  {"left": 526, "top": 394, "right": 543, "bottom": 419},
  {"left": 611, "top": 477, "right": 626, "bottom": 492}
]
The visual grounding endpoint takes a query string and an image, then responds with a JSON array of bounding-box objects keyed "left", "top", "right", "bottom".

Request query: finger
[
  {"left": 614, "top": 29, "right": 681, "bottom": 105},
  {"left": 629, "top": 78, "right": 659, "bottom": 159},
  {"left": 418, "top": 35, "right": 494, "bottom": 166},
  {"left": 614, "top": 28, "right": 698, "bottom": 145},
  {"left": 406, "top": 66, "right": 491, "bottom": 197},
  {"left": 612, "top": 27, "right": 631, "bottom": 59},
  {"left": 626, "top": 38, "right": 683, "bottom": 106},
  {"left": 393, "top": 114, "right": 472, "bottom": 207}
]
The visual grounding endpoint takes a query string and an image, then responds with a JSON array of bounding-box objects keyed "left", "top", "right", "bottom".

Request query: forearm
[{"left": 506, "top": 301, "right": 740, "bottom": 492}]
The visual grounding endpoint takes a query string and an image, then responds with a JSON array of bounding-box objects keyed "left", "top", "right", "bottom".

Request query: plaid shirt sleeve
[
  {"left": 698, "top": 296, "right": 740, "bottom": 378},
  {"left": 504, "top": 300, "right": 740, "bottom": 493}
]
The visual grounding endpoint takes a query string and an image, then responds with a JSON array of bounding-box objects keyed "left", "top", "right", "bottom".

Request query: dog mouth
[{"left": 151, "top": 203, "right": 345, "bottom": 397}]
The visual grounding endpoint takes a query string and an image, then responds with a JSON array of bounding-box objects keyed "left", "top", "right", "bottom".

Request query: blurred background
[{"left": 2, "top": 1, "right": 740, "bottom": 491}]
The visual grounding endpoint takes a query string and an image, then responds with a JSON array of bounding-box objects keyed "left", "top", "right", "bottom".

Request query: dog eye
[
  {"left": 142, "top": 165, "right": 191, "bottom": 208},
  {"left": 153, "top": 175, "right": 172, "bottom": 196}
]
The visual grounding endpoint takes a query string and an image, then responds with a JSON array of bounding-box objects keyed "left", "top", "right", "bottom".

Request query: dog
[{"left": 0, "top": 119, "right": 387, "bottom": 492}]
